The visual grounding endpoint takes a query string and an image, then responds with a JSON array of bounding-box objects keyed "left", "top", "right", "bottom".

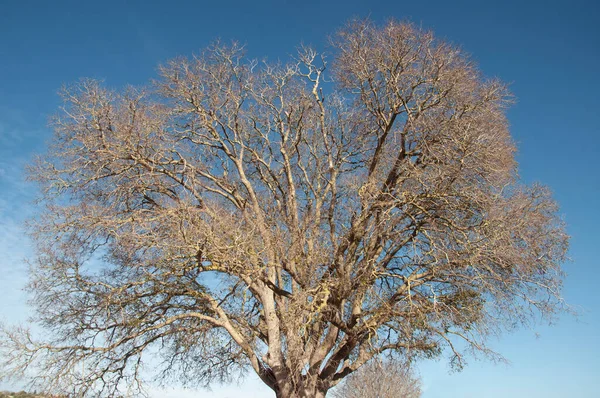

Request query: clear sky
[{"left": 0, "top": 0, "right": 598, "bottom": 397}]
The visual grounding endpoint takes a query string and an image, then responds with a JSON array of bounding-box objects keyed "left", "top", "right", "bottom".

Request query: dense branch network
[{"left": 0, "top": 20, "right": 567, "bottom": 398}]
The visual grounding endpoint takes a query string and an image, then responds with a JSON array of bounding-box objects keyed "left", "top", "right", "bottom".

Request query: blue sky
[{"left": 1, "top": 0, "right": 599, "bottom": 396}]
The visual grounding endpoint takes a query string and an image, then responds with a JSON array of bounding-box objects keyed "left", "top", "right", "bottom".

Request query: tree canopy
[
  {"left": 331, "top": 358, "right": 421, "bottom": 398},
  {"left": 0, "top": 19, "right": 568, "bottom": 398}
]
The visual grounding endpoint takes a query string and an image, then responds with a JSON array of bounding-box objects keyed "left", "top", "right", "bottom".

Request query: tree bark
[
  {"left": 276, "top": 390, "right": 326, "bottom": 398},
  {"left": 275, "top": 382, "right": 327, "bottom": 398}
]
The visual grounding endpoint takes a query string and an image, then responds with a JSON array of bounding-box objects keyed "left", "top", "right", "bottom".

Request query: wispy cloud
[
  {"left": 0, "top": 110, "right": 44, "bottom": 325},
  {"left": 0, "top": 216, "right": 31, "bottom": 323}
]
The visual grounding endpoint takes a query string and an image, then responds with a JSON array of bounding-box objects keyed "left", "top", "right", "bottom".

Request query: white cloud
[
  {"left": 0, "top": 138, "right": 36, "bottom": 324},
  {"left": 0, "top": 216, "right": 32, "bottom": 324}
]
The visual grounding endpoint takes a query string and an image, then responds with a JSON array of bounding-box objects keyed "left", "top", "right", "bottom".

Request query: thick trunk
[
  {"left": 275, "top": 390, "right": 326, "bottom": 398},
  {"left": 274, "top": 381, "right": 327, "bottom": 398},
  {"left": 269, "top": 363, "right": 328, "bottom": 398}
]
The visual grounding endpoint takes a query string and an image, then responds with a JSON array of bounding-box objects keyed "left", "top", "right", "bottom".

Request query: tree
[
  {"left": 0, "top": 19, "right": 568, "bottom": 398},
  {"left": 330, "top": 358, "right": 421, "bottom": 398}
]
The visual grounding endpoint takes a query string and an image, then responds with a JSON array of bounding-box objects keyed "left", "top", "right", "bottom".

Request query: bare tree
[
  {"left": 0, "top": 19, "right": 568, "bottom": 398},
  {"left": 331, "top": 358, "right": 421, "bottom": 398}
]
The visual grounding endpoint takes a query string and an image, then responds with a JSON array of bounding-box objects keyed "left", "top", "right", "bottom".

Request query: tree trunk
[
  {"left": 275, "top": 386, "right": 326, "bottom": 398},
  {"left": 276, "top": 392, "right": 326, "bottom": 398}
]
